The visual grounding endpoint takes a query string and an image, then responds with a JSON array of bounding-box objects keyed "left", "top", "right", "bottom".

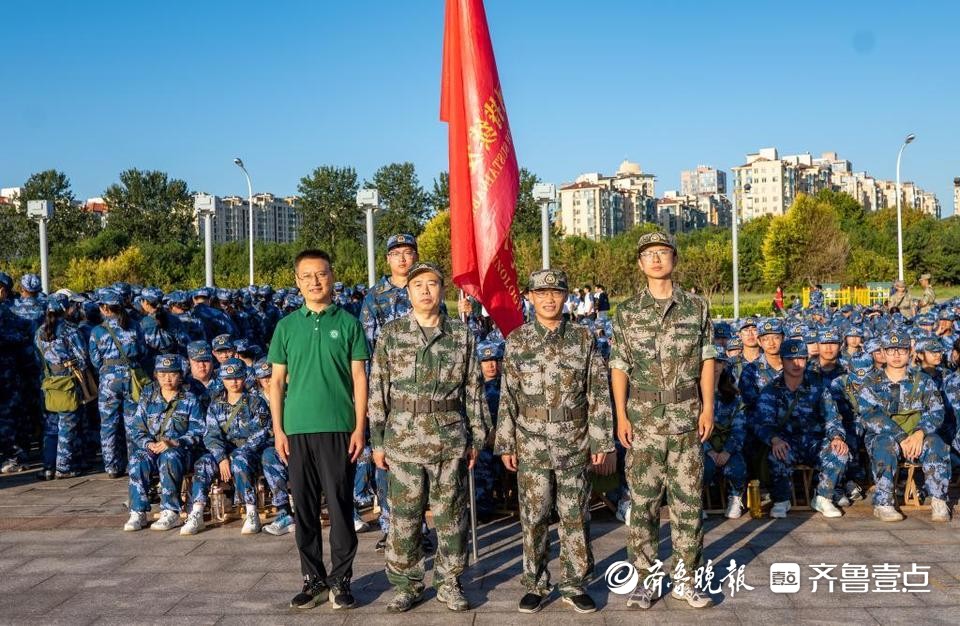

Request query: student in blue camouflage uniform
[
  {"left": 858, "top": 331, "right": 951, "bottom": 522},
  {"left": 937, "top": 310, "right": 957, "bottom": 355},
  {"left": 35, "top": 295, "right": 89, "bottom": 480},
  {"left": 0, "top": 273, "right": 28, "bottom": 474},
  {"left": 123, "top": 354, "right": 204, "bottom": 531},
  {"left": 755, "top": 339, "right": 849, "bottom": 519},
  {"left": 191, "top": 287, "right": 236, "bottom": 339},
  {"left": 185, "top": 341, "right": 224, "bottom": 406},
  {"left": 250, "top": 359, "right": 296, "bottom": 536},
  {"left": 738, "top": 319, "right": 785, "bottom": 413},
  {"left": 211, "top": 333, "right": 236, "bottom": 365},
  {"left": 808, "top": 327, "right": 848, "bottom": 386},
  {"left": 474, "top": 339, "right": 503, "bottom": 521},
  {"left": 915, "top": 337, "right": 945, "bottom": 389},
  {"left": 89, "top": 289, "right": 147, "bottom": 477},
  {"left": 139, "top": 287, "right": 177, "bottom": 370},
  {"left": 233, "top": 339, "right": 262, "bottom": 390},
  {"left": 840, "top": 326, "right": 864, "bottom": 370},
  {"left": 182, "top": 359, "right": 271, "bottom": 535},
  {"left": 829, "top": 353, "right": 875, "bottom": 506},
  {"left": 167, "top": 291, "right": 207, "bottom": 346},
  {"left": 703, "top": 356, "right": 748, "bottom": 518},
  {"left": 11, "top": 274, "right": 46, "bottom": 460}
]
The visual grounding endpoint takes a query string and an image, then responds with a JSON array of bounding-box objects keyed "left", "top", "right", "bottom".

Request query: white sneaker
[
  {"left": 354, "top": 516, "right": 370, "bottom": 533},
  {"left": 812, "top": 495, "right": 842, "bottom": 518},
  {"left": 670, "top": 585, "right": 713, "bottom": 608},
  {"left": 241, "top": 509, "right": 262, "bottom": 534},
  {"left": 834, "top": 488, "right": 851, "bottom": 508},
  {"left": 725, "top": 496, "right": 745, "bottom": 519},
  {"left": 873, "top": 505, "right": 904, "bottom": 522},
  {"left": 150, "top": 509, "right": 183, "bottom": 531},
  {"left": 123, "top": 511, "right": 148, "bottom": 531},
  {"left": 845, "top": 481, "right": 865, "bottom": 502},
  {"left": 1, "top": 458, "right": 24, "bottom": 474},
  {"left": 770, "top": 500, "right": 791, "bottom": 519},
  {"left": 265, "top": 511, "right": 295, "bottom": 536},
  {"left": 931, "top": 498, "right": 950, "bottom": 522},
  {"left": 180, "top": 509, "right": 205, "bottom": 535}
]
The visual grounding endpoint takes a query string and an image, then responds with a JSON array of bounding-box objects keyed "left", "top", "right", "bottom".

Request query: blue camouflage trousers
[
  {"left": 866, "top": 432, "right": 950, "bottom": 506},
  {"left": 260, "top": 447, "right": 289, "bottom": 508},
  {"left": 354, "top": 445, "right": 374, "bottom": 507},
  {"left": 768, "top": 434, "right": 848, "bottom": 503},
  {"left": 98, "top": 370, "right": 137, "bottom": 473},
  {"left": 841, "top": 421, "right": 868, "bottom": 485},
  {"left": 0, "top": 386, "right": 22, "bottom": 463},
  {"left": 703, "top": 450, "right": 747, "bottom": 498},
  {"left": 42, "top": 409, "right": 83, "bottom": 473},
  {"left": 190, "top": 449, "right": 260, "bottom": 506},
  {"left": 376, "top": 466, "right": 391, "bottom": 532},
  {"left": 473, "top": 447, "right": 499, "bottom": 515},
  {"left": 128, "top": 447, "right": 190, "bottom": 513}
]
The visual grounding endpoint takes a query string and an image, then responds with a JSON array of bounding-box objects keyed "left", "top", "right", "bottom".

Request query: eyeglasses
[
  {"left": 884, "top": 347, "right": 909, "bottom": 355},
  {"left": 639, "top": 249, "right": 671, "bottom": 260},
  {"left": 388, "top": 250, "right": 417, "bottom": 259},
  {"left": 296, "top": 271, "right": 331, "bottom": 282}
]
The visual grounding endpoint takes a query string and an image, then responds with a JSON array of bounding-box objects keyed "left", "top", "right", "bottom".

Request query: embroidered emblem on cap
[
  {"left": 891, "top": 336, "right": 899, "bottom": 344},
  {"left": 162, "top": 357, "right": 174, "bottom": 367},
  {"left": 791, "top": 345, "right": 798, "bottom": 353},
  {"left": 652, "top": 233, "right": 665, "bottom": 241},
  {"left": 544, "top": 273, "right": 557, "bottom": 285},
  {"left": 483, "top": 348, "right": 493, "bottom": 357}
]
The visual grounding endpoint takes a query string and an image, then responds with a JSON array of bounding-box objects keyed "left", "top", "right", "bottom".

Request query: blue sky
[{"left": 2, "top": 1, "right": 958, "bottom": 215}]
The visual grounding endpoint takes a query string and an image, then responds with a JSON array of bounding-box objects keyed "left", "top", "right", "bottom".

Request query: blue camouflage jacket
[
  {"left": 35, "top": 320, "right": 88, "bottom": 373},
  {"left": 203, "top": 391, "right": 270, "bottom": 463},
  {"left": 857, "top": 369, "right": 944, "bottom": 441},
  {"left": 89, "top": 318, "right": 146, "bottom": 372},
  {"left": 704, "top": 393, "right": 747, "bottom": 455},
  {"left": 755, "top": 370, "right": 845, "bottom": 444},
  {"left": 129, "top": 382, "right": 204, "bottom": 451}
]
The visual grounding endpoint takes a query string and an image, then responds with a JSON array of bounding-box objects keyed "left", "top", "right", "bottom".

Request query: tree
[
  {"left": 0, "top": 203, "right": 37, "bottom": 263},
  {"left": 431, "top": 171, "right": 450, "bottom": 213},
  {"left": 296, "top": 165, "right": 362, "bottom": 250},
  {"left": 368, "top": 162, "right": 430, "bottom": 239},
  {"left": 102, "top": 169, "right": 194, "bottom": 244},
  {"left": 762, "top": 194, "right": 849, "bottom": 289},
  {"left": 511, "top": 168, "right": 543, "bottom": 238},
  {"left": 675, "top": 237, "right": 732, "bottom": 302},
  {"left": 20, "top": 170, "right": 100, "bottom": 244},
  {"left": 418, "top": 210, "right": 452, "bottom": 279}
]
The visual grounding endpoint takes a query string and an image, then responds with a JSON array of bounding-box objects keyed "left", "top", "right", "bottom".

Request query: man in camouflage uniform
[
  {"left": 918, "top": 274, "right": 936, "bottom": 314},
  {"left": 474, "top": 339, "right": 503, "bottom": 521},
  {"left": 609, "top": 231, "right": 716, "bottom": 610},
  {"left": 858, "top": 331, "right": 951, "bottom": 522},
  {"left": 494, "top": 269, "right": 613, "bottom": 614},
  {"left": 829, "top": 353, "right": 875, "bottom": 506},
  {"left": 755, "top": 339, "right": 848, "bottom": 519},
  {"left": 368, "top": 262, "right": 487, "bottom": 613}
]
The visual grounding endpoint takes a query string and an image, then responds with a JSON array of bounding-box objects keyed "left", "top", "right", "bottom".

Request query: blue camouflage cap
[
  {"left": 864, "top": 338, "right": 882, "bottom": 354},
  {"left": 46, "top": 293, "right": 68, "bottom": 315},
  {"left": 187, "top": 341, "right": 213, "bottom": 361},
  {"left": 780, "top": 338, "right": 809, "bottom": 358},
  {"left": 849, "top": 354, "right": 874, "bottom": 380},
  {"left": 476, "top": 340, "right": 504, "bottom": 361},
  {"left": 726, "top": 336, "right": 743, "bottom": 350},
  {"left": 916, "top": 336, "right": 944, "bottom": 353},
  {"left": 757, "top": 318, "right": 783, "bottom": 336},
  {"left": 0, "top": 271, "right": 12, "bottom": 290},
  {"left": 334, "top": 282, "right": 344, "bottom": 291},
  {"left": 215, "top": 288, "right": 232, "bottom": 302},
  {"left": 194, "top": 287, "right": 213, "bottom": 299},
  {"left": 737, "top": 317, "right": 758, "bottom": 331},
  {"left": 713, "top": 321, "right": 733, "bottom": 339},
  {"left": 233, "top": 338, "right": 252, "bottom": 353},
  {"left": 387, "top": 233, "right": 418, "bottom": 252},
  {"left": 882, "top": 331, "right": 909, "bottom": 349},
  {"left": 154, "top": 353, "right": 183, "bottom": 373},
  {"left": 917, "top": 313, "right": 936, "bottom": 326},
  {"left": 803, "top": 329, "right": 819, "bottom": 344},
  {"left": 211, "top": 334, "right": 234, "bottom": 352},
  {"left": 817, "top": 328, "right": 842, "bottom": 344},
  {"left": 141, "top": 287, "right": 163, "bottom": 306},
  {"left": 98, "top": 288, "right": 121, "bottom": 306},
  {"left": 938, "top": 309, "right": 956, "bottom": 322},
  {"left": 253, "top": 359, "right": 272, "bottom": 379},
  {"left": 114, "top": 282, "right": 131, "bottom": 299},
  {"left": 168, "top": 290, "right": 190, "bottom": 305},
  {"left": 235, "top": 340, "right": 262, "bottom": 358},
  {"left": 218, "top": 358, "right": 247, "bottom": 380},
  {"left": 840, "top": 304, "right": 853, "bottom": 313},
  {"left": 356, "top": 283, "right": 366, "bottom": 292},
  {"left": 844, "top": 326, "right": 864, "bottom": 338},
  {"left": 20, "top": 273, "right": 41, "bottom": 293}
]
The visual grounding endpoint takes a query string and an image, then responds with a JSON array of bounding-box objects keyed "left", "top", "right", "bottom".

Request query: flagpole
[{"left": 461, "top": 288, "right": 480, "bottom": 562}]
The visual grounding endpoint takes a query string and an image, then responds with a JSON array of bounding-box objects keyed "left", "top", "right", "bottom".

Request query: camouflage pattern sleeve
[
  {"left": 754, "top": 382, "right": 779, "bottom": 445},
  {"left": 725, "top": 404, "right": 748, "bottom": 455},
  {"left": 607, "top": 304, "right": 633, "bottom": 374},
  {"left": 238, "top": 395, "right": 271, "bottom": 454},
  {"left": 856, "top": 377, "right": 904, "bottom": 441},
  {"left": 492, "top": 342, "right": 519, "bottom": 457},
  {"left": 176, "top": 393, "right": 204, "bottom": 449},
  {"left": 917, "top": 375, "right": 945, "bottom": 436},
  {"left": 463, "top": 331, "right": 488, "bottom": 453},
  {"left": 129, "top": 389, "right": 153, "bottom": 450},
  {"left": 698, "top": 296, "right": 717, "bottom": 361},
  {"left": 359, "top": 289, "right": 380, "bottom": 347},
  {"left": 819, "top": 387, "right": 845, "bottom": 441},
  {"left": 367, "top": 326, "right": 391, "bottom": 453},
  {"left": 587, "top": 334, "right": 614, "bottom": 454}
]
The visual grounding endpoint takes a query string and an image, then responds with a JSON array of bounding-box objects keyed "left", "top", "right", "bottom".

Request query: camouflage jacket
[
  {"left": 755, "top": 371, "right": 845, "bottom": 445},
  {"left": 359, "top": 276, "right": 413, "bottom": 348},
  {"left": 609, "top": 286, "right": 715, "bottom": 434},
  {"left": 858, "top": 369, "right": 944, "bottom": 440},
  {"left": 704, "top": 393, "right": 746, "bottom": 455},
  {"left": 494, "top": 319, "right": 614, "bottom": 470},
  {"left": 368, "top": 312, "right": 488, "bottom": 464},
  {"left": 738, "top": 353, "right": 782, "bottom": 424}
]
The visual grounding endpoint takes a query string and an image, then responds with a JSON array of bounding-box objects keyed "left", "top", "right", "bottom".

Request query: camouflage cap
[
  {"left": 916, "top": 337, "right": 943, "bottom": 353},
  {"left": 187, "top": 341, "right": 213, "bottom": 361},
  {"left": 780, "top": 338, "right": 809, "bottom": 358},
  {"left": 917, "top": 313, "right": 936, "bottom": 326},
  {"left": 193, "top": 287, "right": 214, "bottom": 299},
  {"left": 844, "top": 326, "right": 864, "bottom": 338},
  {"left": 387, "top": 233, "right": 418, "bottom": 252},
  {"left": 882, "top": 331, "right": 909, "bottom": 349},
  {"left": 713, "top": 321, "right": 733, "bottom": 339},
  {"left": 636, "top": 230, "right": 676, "bottom": 254},
  {"left": 167, "top": 290, "right": 190, "bottom": 305},
  {"left": 211, "top": 334, "right": 234, "bottom": 352},
  {"left": 849, "top": 354, "right": 874, "bottom": 380},
  {"left": 726, "top": 336, "right": 743, "bottom": 350},
  {"left": 938, "top": 309, "right": 956, "bottom": 321},
  {"left": 476, "top": 340, "right": 505, "bottom": 361},
  {"left": 141, "top": 287, "right": 163, "bottom": 306},
  {"left": 20, "top": 273, "right": 41, "bottom": 293},
  {"left": 406, "top": 262, "right": 444, "bottom": 284},
  {"left": 98, "top": 288, "right": 122, "bottom": 306},
  {"left": 817, "top": 328, "right": 842, "bottom": 344},
  {"left": 154, "top": 353, "right": 183, "bottom": 373},
  {"left": 920, "top": 273, "right": 932, "bottom": 281},
  {"left": 757, "top": 318, "right": 784, "bottom": 336},
  {"left": 864, "top": 338, "right": 882, "bottom": 354},
  {"left": 737, "top": 317, "right": 758, "bottom": 331},
  {"left": 253, "top": 359, "right": 272, "bottom": 379},
  {"left": 218, "top": 358, "right": 248, "bottom": 380},
  {"left": 528, "top": 269, "right": 568, "bottom": 292}
]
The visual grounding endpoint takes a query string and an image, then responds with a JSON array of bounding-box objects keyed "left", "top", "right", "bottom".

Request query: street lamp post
[
  {"left": 733, "top": 184, "right": 749, "bottom": 320},
  {"left": 194, "top": 194, "right": 217, "bottom": 287},
  {"left": 27, "top": 200, "right": 53, "bottom": 294},
  {"left": 895, "top": 133, "right": 916, "bottom": 281},
  {"left": 356, "top": 189, "right": 380, "bottom": 288},
  {"left": 532, "top": 183, "right": 556, "bottom": 269},
  {"left": 233, "top": 158, "right": 255, "bottom": 286}
]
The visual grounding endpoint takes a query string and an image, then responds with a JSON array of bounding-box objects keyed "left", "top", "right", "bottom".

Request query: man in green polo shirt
[{"left": 267, "top": 249, "right": 370, "bottom": 612}]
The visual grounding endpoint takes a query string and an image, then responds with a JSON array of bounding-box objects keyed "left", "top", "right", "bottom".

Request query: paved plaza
[{"left": 2, "top": 470, "right": 960, "bottom": 625}]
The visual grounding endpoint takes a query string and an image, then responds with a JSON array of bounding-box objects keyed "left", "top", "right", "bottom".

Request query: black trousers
[{"left": 288, "top": 432, "right": 357, "bottom": 584}]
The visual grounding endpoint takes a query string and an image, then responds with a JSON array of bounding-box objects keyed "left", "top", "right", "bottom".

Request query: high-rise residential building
[
  {"left": 196, "top": 193, "right": 301, "bottom": 244},
  {"left": 656, "top": 191, "right": 708, "bottom": 234},
  {"left": 83, "top": 197, "right": 109, "bottom": 227},
  {"left": 0, "top": 187, "right": 22, "bottom": 205},
  {"left": 680, "top": 165, "right": 731, "bottom": 227},
  {"left": 558, "top": 160, "right": 656, "bottom": 239}
]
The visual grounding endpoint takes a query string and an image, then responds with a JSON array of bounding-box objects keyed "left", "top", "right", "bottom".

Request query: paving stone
[
  {"left": 18, "top": 556, "right": 134, "bottom": 574},
  {"left": 46, "top": 591, "right": 189, "bottom": 616},
  {"left": 735, "top": 608, "right": 879, "bottom": 624}
]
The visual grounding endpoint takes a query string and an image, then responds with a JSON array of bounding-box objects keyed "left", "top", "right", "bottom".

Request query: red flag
[{"left": 440, "top": 0, "right": 523, "bottom": 336}]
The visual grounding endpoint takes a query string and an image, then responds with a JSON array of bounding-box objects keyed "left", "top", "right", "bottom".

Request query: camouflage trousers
[
  {"left": 768, "top": 434, "right": 847, "bottom": 503},
  {"left": 841, "top": 421, "right": 868, "bottom": 485},
  {"left": 98, "top": 370, "right": 136, "bottom": 474},
  {"left": 0, "top": 381, "right": 22, "bottom": 463},
  {"left": 190, "top": 449, "right": 260, "bottom": 506},
  {"left": 41, "top": 409, "right": 83, "bottom": 473},
  {"left": 261, "top": 447, "right": 289, "bottom": 508},
  {"left": 474, "top": 447, "right": 500, "bottom": 516},
  {"left": 866, "top": 433, "right": 950, "bottom": 507},
  {"left": 128, "top": 447, "right": 190, "bottom": 513},
  {"left": 517, "top": 463, "right": 593, "bottom": 597},
  {"left": 626, "top": 430, "right": 703, "bottom": 574},
  {"left": 385, "top": 457, "right": 467, "bottom": 594},
  {"left": 703, "top": 450, "right": 747, "bottom": 497}
]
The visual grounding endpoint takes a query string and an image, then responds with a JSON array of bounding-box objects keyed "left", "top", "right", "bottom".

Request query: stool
[
  {"left": 899, "top": 463, "right": 929, "bottom": 510},
  {"left": 702, "top": 479, "right": 729, "bottom": 515},
  {"left": 790, "top": 465, "right": 814, "bottom": 510}
]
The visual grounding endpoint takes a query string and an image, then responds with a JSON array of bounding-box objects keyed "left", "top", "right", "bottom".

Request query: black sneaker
[
  {"left": 562, "top": 593, "right": 597, "bottom": 614},
  {"left": 329, "top": 578, "right": 355, "bottom": 609},
  {"left": 37, "top": 469, "right": 55, "bottom": 481},
  {"left": 375, "top": 532, "right": 387, "bottom": 552},
  {"left": 107, "top": 470, "right": 125, "bottom": 479},
  {"left": 290, "top": 575, "right": 329, "bottom": 609},
  {"left": 518, "top": 592, "right": 544, "bottom": 614},
  {"left": 55, "top": 470, "right": 82, "bottom": 479}
]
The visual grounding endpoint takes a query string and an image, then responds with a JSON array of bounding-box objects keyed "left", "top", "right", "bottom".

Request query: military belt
[
  {"left": 631, "top": 384, "right": 699, "bottom": 404},
  {"left": 102, "top": 359, "right": 128, "bottom": 368},
  {"left": 392, "top": 397, "right": 463, "bottom": 414},
  {"left": 521, "top": 405, "right": 587, "bottom": 422}
]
